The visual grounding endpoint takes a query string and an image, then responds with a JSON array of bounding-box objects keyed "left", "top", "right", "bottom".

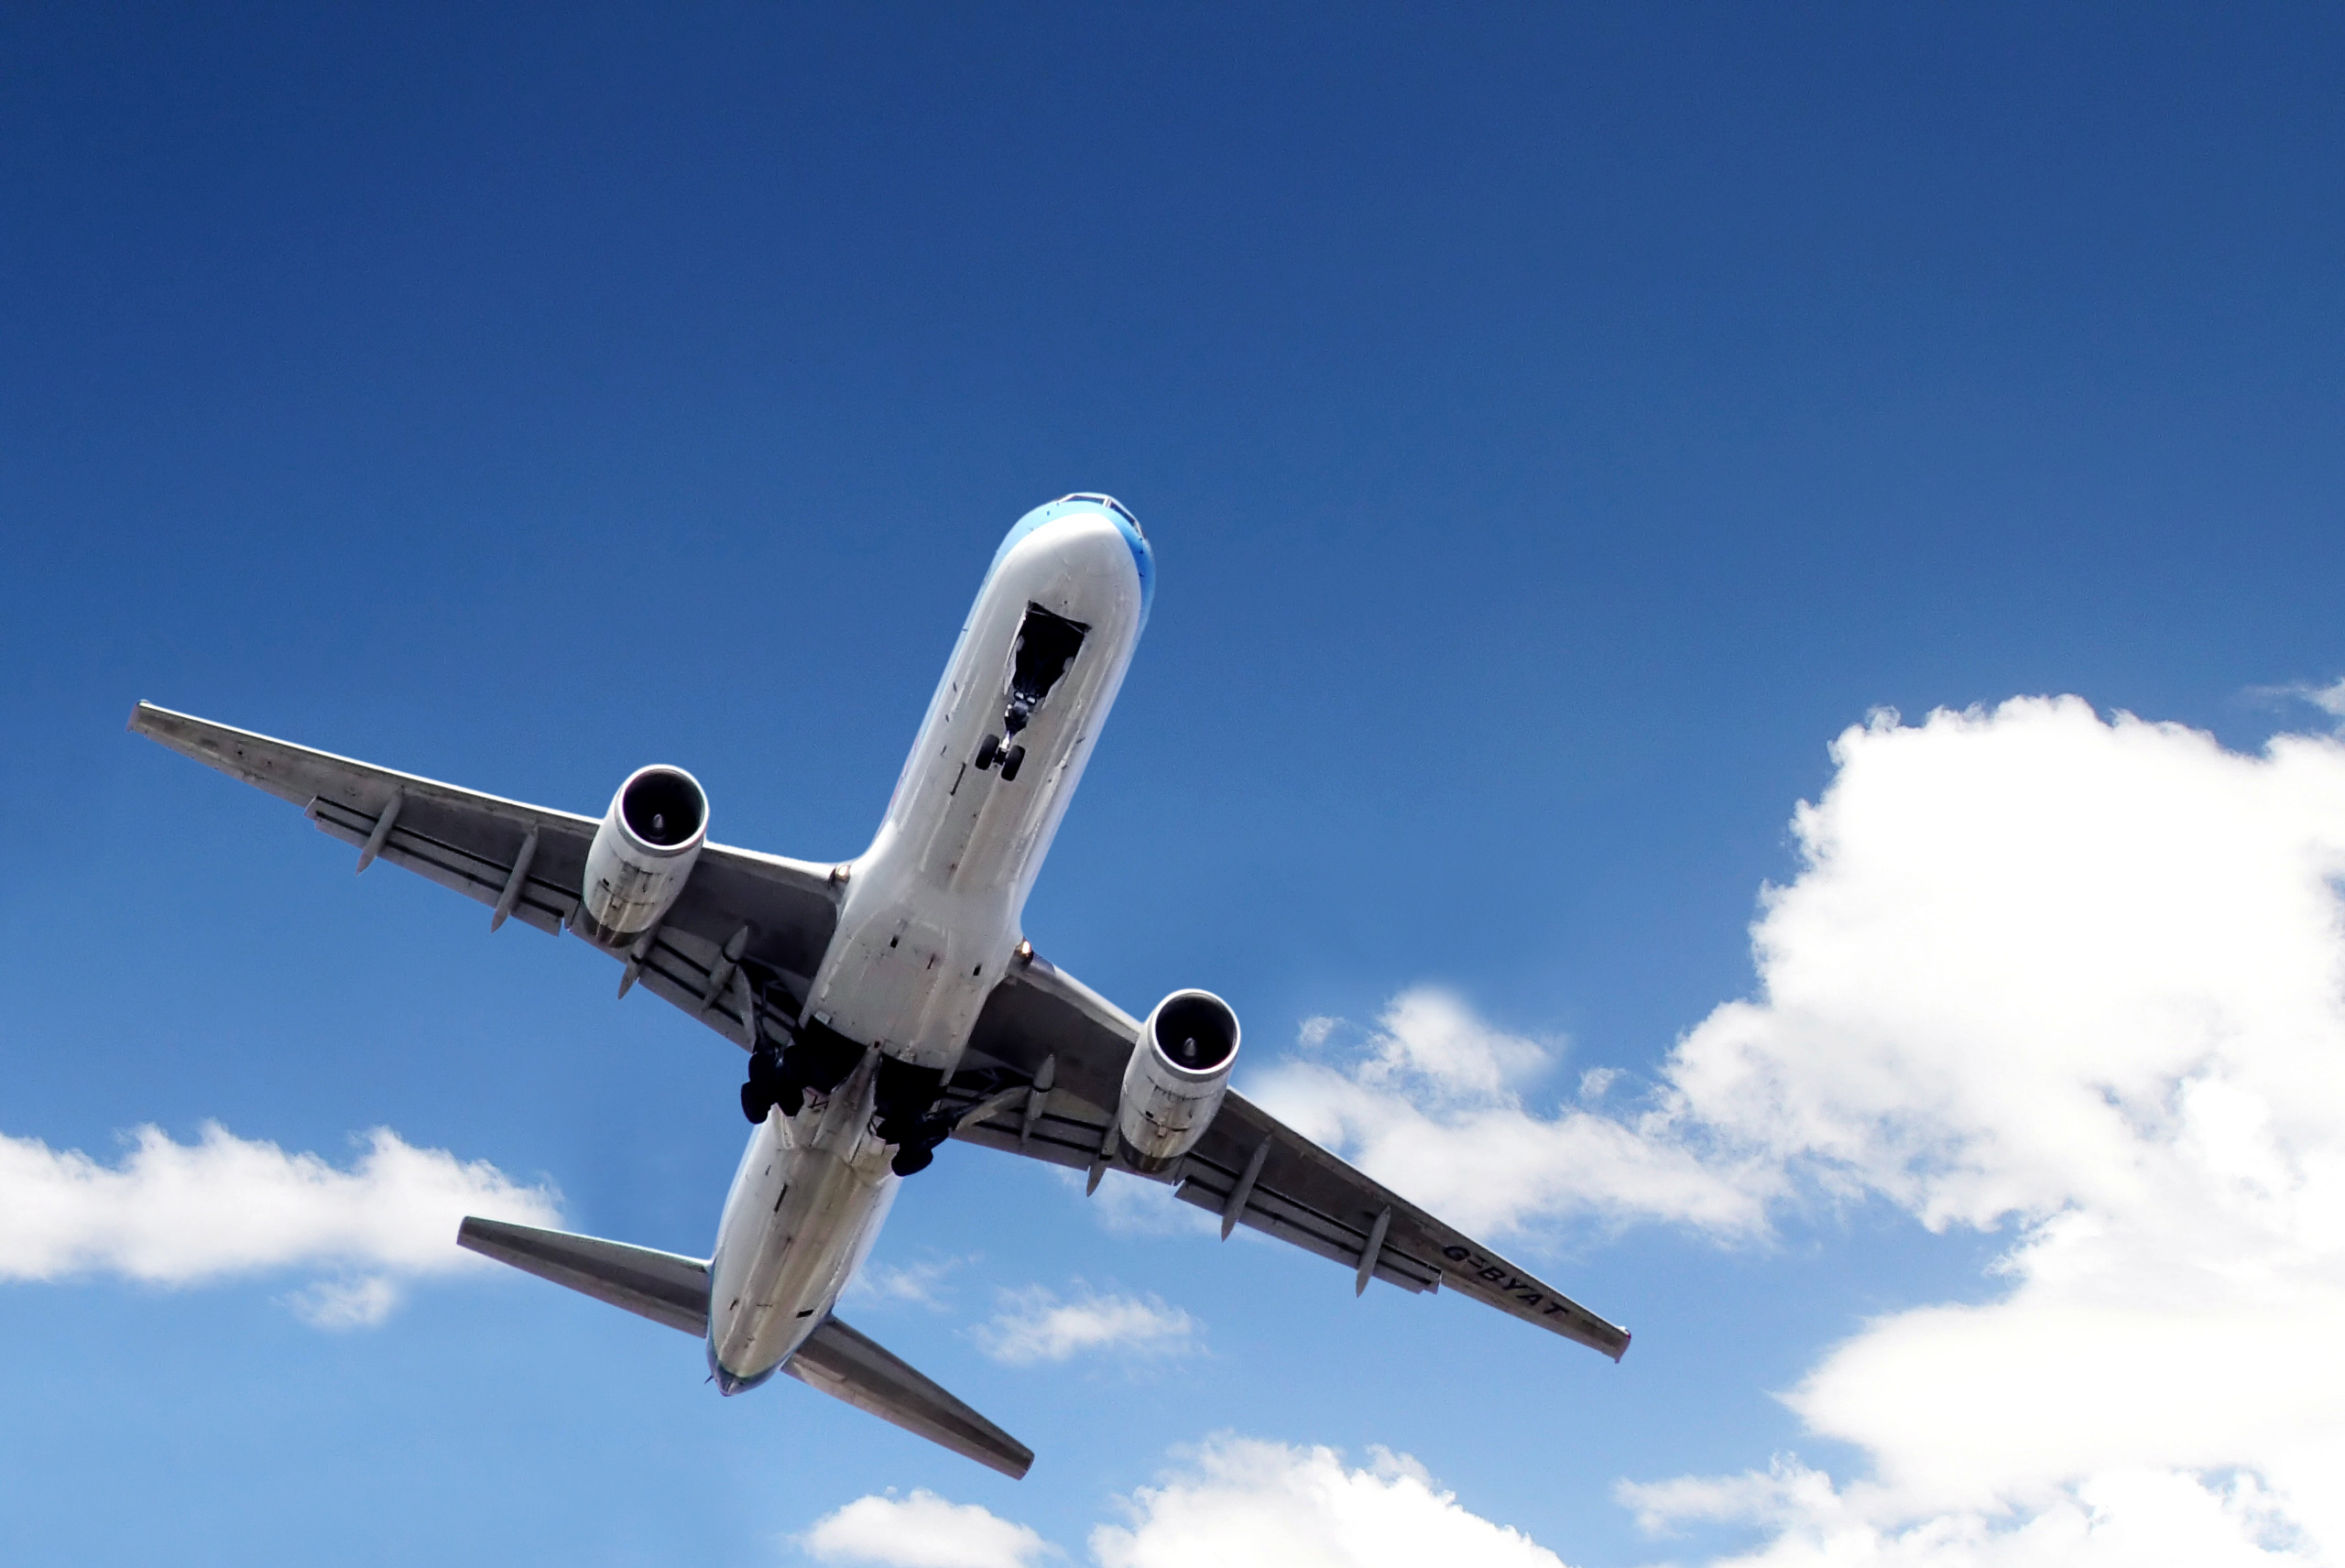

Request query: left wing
[
  {"left": 128, "top": 703, "right": 841, "bottom": 1051},
  {"left": 947, "top": 955, "right": 1631, "bottom": 1361}
]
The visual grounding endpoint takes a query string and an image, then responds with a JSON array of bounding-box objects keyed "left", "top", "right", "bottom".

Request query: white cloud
[
  {"left": 284, "top": 1274, "right": 400, "bottom": 1329},
  {"left": 971, "top": 1283, "right": 1197, "bottom": 1366},
  {"left": 1249, "top": 989, "right": 1769, "bottom": 1240},
  {"left": 1266, "top": 697, "right": 2345, "bottom": 1561},
  {"left": 2250, "top": 676, "right": 2345, "bottom": 724},
  {"left": 1619, "top": 1458, "right": 2308, "bottom": 1566},
  {"left": 1057, "top": 1167, "right": 1217, "bottom": 1237},
  {"left": 0, "top": 1120, "right": 561, "bottom": 1324},
  {"left": 844, "top": 1255, "right": 970, "bottom": 1310},
  {"left": 802, "top": 1489, "right": 1051, "bottom": 1568},
  {"left": 1091, "top": 1435, "right": 1570, "bottom": 1568},
  {"left": 1628, "top": 699, "right": 2345, "bottom": 1558},
  {"left": 800, "top": 1439, "right": 1570, "bottom": 1568}
]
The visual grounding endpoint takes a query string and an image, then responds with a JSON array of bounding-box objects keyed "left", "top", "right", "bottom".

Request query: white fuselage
[{"left": 706, "top": 497, "right": 1151, "bottom": 1390}]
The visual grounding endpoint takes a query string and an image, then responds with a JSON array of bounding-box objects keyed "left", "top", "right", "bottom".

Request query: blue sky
[{"left": 5, "top": 5, "right": 2343, "bottom": 1564}]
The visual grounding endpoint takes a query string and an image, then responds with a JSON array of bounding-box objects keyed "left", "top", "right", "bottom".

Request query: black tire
[
  {"left": 740, "top": 1082, "right": 775, "bottom": 1124},
  {"left": 974, "top": 734, "right": 1000, "bottom": 770},
  {"left": 747, "top": 1049, "right": 786, "bottom": 1092},
  {"left": 999, "top": 745, "right": 1026, "bottom": 782},
  {"left": 890, "top": 1144, "right": 936, "bottom": 1178}
]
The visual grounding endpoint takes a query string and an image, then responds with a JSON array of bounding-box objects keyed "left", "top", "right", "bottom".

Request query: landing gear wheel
[
  {"left": 999, "top": 745, "right": 1026, "bottom": 782},
  {"left": 889, "top": 1143, "right": 936, "bottom": 1178},
  {"left": 974, "top": 734, "right": 1001, "bottom": 771},
  {"left": 740, "top": 1082, "right": 775, "bottom": 1124}
]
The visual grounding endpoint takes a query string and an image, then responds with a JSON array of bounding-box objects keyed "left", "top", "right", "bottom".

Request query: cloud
[
  {"left": 1629, "top": 699, "right": 2345, "bottom": 1557},
  {"left": 1618, "top": 1458, "right": 2308, "bottom": 1566},
  {"left": 0, "top": 1120, "right": 561, "bottom": 1324},
  {"left": 802, "top": 1489, "right": 1051, "bottom": 1568},
  {"left": 1090, "top": 1435, "right": 1570, "bottom": 1568},
  {"left": 1265, "top": 696, "right": 2345, "bottom": 1560},
  {"left": 844, "top": 1256, "right": 970, "bottom": 1310},
  {"left": 2248, "top": 676, "right": 2345, "bottom": 724},
  {"left": 805, "top": 1439, "right": 1568, "bottom": 1568},
  {"left": 284, "top": 1274, "right": 400, "bottom": 1329},
  {"left": 1057, "top": 1168, "right": 1217, "bottom": 1237},
  {"left": 971, "top": 1283, "right": 1198, "bottom": 1366},
  {"left": 1249, "top": 989, "right": 1769, "bottom": 1240}
]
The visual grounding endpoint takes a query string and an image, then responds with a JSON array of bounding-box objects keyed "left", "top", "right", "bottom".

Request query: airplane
[{"left": 130, "top": 492, "right": 1628, "bottom": 1479}]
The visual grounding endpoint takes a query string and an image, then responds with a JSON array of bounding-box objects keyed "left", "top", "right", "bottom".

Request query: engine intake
[
  {"left": 1116, "top": 989, "right": 1241, "bottom": 1174},
  {"left": 576, "top": 765, "right": 708, "bottom": 945}
]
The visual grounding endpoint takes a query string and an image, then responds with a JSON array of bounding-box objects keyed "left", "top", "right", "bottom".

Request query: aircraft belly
[
  {"left": 808, "top": 905, "right": 1005, "bottom": 1070},
  {"left": 709, "top": 1065, "right": 898, "bottom": 1382}
]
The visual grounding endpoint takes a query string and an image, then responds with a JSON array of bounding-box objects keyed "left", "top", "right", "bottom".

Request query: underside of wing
[
  {"left": 129, "top": 702, "right": 842, "bottom": 1051},
  {"left": 947, "top": 954, "right": 1631, "bottom": 1361}
]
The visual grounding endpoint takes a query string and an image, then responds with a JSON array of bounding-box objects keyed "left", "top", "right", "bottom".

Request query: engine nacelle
[
  {"left": 1116, "top": 989, "right": 1241, "bottom": 1174},
  {"left": 576, "top": 765, "right": 708, "bottom": 945}
]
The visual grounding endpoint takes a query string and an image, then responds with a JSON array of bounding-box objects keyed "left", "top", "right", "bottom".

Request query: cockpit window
[{"left": 1058, "top": 493, "right": 1144, "bottom": 539}]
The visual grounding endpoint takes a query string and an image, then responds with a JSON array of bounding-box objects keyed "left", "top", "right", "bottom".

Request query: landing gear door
[{"left": 999, "top": 604, "right": 1087, "bottom": 739}]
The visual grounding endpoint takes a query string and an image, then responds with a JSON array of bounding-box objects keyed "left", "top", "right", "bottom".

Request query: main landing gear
[
  {"left": 738, "top": 1047, "right": 804, "bottom": 1124},
  {"left": 736, "top": 1033, "right": 954, "bottom": 1180},
  {"left": 874, "top": 1058, "right": 954, "bottom": 1178},
  {"left": 738, "top": 1024, "right": 862, "bottom": 1126}
]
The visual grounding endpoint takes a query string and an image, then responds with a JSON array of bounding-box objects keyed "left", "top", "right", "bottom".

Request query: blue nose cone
[{"left": 993, "top": 493, "right": 1155, "bottom": 626}]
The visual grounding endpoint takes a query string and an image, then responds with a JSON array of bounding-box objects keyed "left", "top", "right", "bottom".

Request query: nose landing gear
[{"left": 971, "top": 734, "right": 1027, "bottom": 782}]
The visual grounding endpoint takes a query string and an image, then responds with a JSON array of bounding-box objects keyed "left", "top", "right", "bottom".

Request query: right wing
[
  {"left": 129, "top": 702, "right": 840, "bottom": 1051},
  {"left": 949, "top": 956, "right": 1631, "bottom": 1361}
]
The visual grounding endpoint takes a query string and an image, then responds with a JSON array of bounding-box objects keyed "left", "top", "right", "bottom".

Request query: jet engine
[
  {"left": 576, "top": 765, "right": 708, "bottom": 945},
  {"left": 1116, "top": 989, "right": 1241, "bottom": 1173}
]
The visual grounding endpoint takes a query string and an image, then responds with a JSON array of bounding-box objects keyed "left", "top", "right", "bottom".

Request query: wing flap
[
  {"left": 455, "top": 1216, "right": 711, "bottom": 1337},
  {"left": 788, "top": 1316, "right": 1034, "bottom": 1480}
]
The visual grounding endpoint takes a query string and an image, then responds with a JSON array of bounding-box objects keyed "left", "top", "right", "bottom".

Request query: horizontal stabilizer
[
  {"left": 457, "top": 1216, "right": 709, "bottom": 1336},
  {"left": 457, "top": 1217, "right": 1031, "bottom": 1477},
  {"left": 789, "top": 1316, "right": 1034, "bottom": 1480}
]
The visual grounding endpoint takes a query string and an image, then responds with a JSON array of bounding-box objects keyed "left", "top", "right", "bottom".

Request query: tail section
[
  {"left": 457, "top": 1216, "right": 709, "bottom": 1334},
  {"left": 783, "top": 1315, "right": 1033, "bottom": 1478},
  {"left": 455, "top": 1217, "right": 1032, "bottom": 1478}
]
